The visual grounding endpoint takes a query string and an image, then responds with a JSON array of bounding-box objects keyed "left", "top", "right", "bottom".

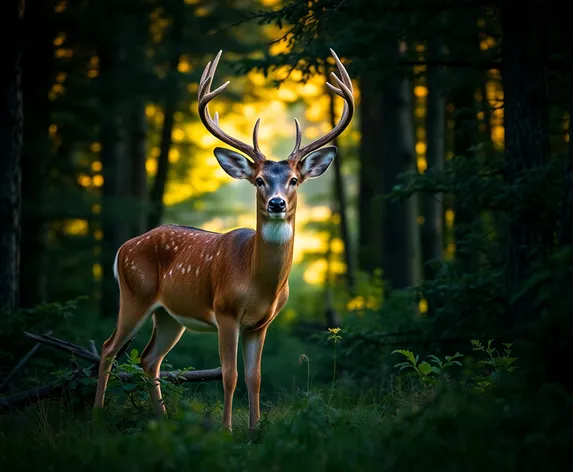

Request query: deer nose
[{"left": 268, "top": 197, "right": 286, "bottom": 213}]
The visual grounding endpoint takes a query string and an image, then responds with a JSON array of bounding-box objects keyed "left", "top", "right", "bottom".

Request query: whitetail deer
[{"left": 94, "top": 49, "right": 354, "bottom": 431}]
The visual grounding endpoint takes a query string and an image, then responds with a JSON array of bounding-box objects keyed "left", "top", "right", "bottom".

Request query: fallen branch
[
  {"left": 116, "top": 367, "right": 222, "bottom": 383},
  {"left": 23, "top": 332, "right": 100, "bottom": 364},
  {"left": 0, "top": 333, "right": 222, "bottom": 413}
]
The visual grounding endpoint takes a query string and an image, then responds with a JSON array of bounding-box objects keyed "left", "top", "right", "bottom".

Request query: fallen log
[{"left": 0, "top": 332, "right": 222, "bottom": 413}]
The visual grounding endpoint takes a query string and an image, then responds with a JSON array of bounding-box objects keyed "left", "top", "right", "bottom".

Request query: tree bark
[
  {"left": 129, "top": 103, "right": 148, "bottom": 237},
  {"left": 559, "top": 26, "right": 573, "bottom": 248},
  {"left": 501, "top": 0, "right": 551, "bottom": 326},
  {"left": 20, "top": 0, "right": 53, "bottom": 308},
  {"left": 329, "top": 86, "right": 356, "bottom": 296},
  {"left": 452, "top": 86, "right": 479, "bottom": 272},
  {"left": 0, "top": 0, "right": 25, "bottom": 316},
  {"left": 99, "top": 0, "right": 128, "bottom": 317},
  {"left": 379, "top": 43, "right": 420, "bottom": 290},
  {"left": 357, "top": 76, "right": 380, "bottom": 272},
  {"left": 422, "top": 36, "right": 446, "bottom": 280},
  {"left": 148, "top": 14, "right": 184, "bottom": 231}
]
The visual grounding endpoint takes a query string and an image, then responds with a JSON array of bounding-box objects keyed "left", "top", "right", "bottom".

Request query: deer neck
[{"left": 251, "top": 212, "right": 295, "bottom": 293}]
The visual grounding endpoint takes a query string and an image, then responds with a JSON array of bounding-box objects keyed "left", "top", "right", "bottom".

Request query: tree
[
  {"left": 0, "top": 0, "right": 25, "bottom": 315},
  {"left": 501, "top": 0, "right": 551, "bottom": 327},
  {"left": 19, "top": 0, "right": 55, "bottom": 308},
  {"left": 422, "top": 35, "right": 446, "bottom": 281},
  {"left": 379, "top": 42, "right": 420, "bottom": 290}
]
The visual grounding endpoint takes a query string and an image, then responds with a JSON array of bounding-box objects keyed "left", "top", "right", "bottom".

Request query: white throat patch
[{"left": 261, "top": 221, "right": 293, "bottom": 244}]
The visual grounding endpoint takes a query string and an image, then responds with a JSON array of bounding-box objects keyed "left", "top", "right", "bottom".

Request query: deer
[{"left": 93, "top": 48, "right": 355, "bottom": 432}]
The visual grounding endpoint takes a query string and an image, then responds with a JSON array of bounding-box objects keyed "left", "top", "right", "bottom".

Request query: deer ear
[
  {"left": 298, "top": 146, "right": 337, "bottom": 180},
  {"left": 214, "top": 147, "right": 255, "bottom": 180}
]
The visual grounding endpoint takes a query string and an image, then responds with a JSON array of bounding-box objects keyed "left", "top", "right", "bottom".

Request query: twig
[
  {"left": 0, "top": 330, "right": 53, "bottom": 393},
  {"left": 116, "top": 367, "right": 222, "bottom": 383},
  {"left": 23, "top": 332, "right": 100, "bottom": 364}
]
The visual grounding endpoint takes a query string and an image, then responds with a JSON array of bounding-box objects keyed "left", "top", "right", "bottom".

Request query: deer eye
[
  {"left": 255, "top": 177, "right": 265, "bottom": 187},
  {"left": 290, "top": 178, "right": 298, "bottom": 186}
]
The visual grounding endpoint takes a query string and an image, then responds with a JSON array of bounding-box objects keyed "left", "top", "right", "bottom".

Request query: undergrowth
[{"left": 1, "top": 338, "right": 571, "bottom": 471}]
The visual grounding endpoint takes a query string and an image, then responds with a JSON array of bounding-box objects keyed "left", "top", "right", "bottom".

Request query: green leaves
[{"left": 392, "top": 348, "right": 465, "bottom": 387}]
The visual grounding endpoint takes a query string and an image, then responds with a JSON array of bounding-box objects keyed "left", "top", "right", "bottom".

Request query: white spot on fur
[
  {"left": 165, "top": 244, "right": 170, "bottom": 249},
  {"left": 181, "top": 267, "right": 186, "bottom": 274},
  {"left": 216, "top": 250, "right": 220, "bottom": 256},
  {"left": 174, "top": 246, "right": 178, "bottom": 251},
  {"left": 262, "top": 222, "right": 293, "bottom": 244},
  {"left": 195, "top": 268, "right": 200, "bottom": 276},
  {"left": 169, "top": 269, "right": 173, "bottom": 276}
]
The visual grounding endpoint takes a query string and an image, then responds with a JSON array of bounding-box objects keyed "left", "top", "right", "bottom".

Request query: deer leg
[
  {"left": 216, "top": 316, "right": 239, "bottom": 432},
  {"left": 242, "top": 326, "right": 268, "bottom": 431},
  {"left": 94, "top": 299, "right": 154, "bottom": 410},
  {"left": 141, "top": 310, "right": 185, "bottom": 418}
]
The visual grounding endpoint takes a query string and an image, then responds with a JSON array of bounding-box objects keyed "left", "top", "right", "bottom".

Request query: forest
[{"left": 1, "top": 0, "right": 573, "bottom": 469}]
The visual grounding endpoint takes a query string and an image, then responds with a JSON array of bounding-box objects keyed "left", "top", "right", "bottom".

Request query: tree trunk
[
  {"left": 148, "top": 14, "right": 184, "bottom": 231},
  {"left": 99, "top": 1, "right": 128, "bottom": 317},
  {"left": 559, "top": 27, "right": 573, "bottom": 248},
  {"left": 329, "top": 86, "right": 356, "bottom": 296},
  {"left": 501, "top": 0, "right": 551, "bottom": 326},
  {"left": 422, "top": 36, "right": 446, "bottom": 280},
  {"left": 129, "top": 103, "right": 148, "bottom": 237},
  {"left": 357, "top": 76, "right": 380, "bottom": 272},
  {"left": 452, "top": 87, "right": 479, "bottom": 272},
  {"left": 379, "top": 43, "right": 420, "bottom": 290},
  {"left": 20, "top": 0, "right": 53, "bottom": 308},
  {"left": 0, "top": 0, "right": 25, "bottom": 316}
]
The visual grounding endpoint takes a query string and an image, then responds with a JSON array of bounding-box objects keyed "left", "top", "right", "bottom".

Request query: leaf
[
  {"left": 122, "top": 383, "right": 138, "bottom": 392},
  {"left": 418, "top": 362, "right": 433, "bottom": 376},
  {"left": 391, "top": 349, "right": 417, "bottom": 366}
]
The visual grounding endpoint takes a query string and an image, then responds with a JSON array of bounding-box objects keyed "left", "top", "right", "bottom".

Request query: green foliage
[
  {"left": 1, "top": 376, "right": 572, "bottom": 471},
  {"left": 392, "top": 349, "right": 463, "bottom": 387},
  {"left": 470, "top": 339, "right": 519, "bottom": 392}
]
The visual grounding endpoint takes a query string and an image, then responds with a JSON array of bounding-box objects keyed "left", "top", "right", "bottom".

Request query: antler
[
  {"left": 198, "top": 50, "right": 265, "bottom": 162},
  {"left": 289, "top": 49, "right": 355, "bottom": 164}
]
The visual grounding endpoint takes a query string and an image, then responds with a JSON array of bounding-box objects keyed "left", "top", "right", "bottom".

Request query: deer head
[{"left": 198, "top": 49, "right": 354, "bottom": 241}]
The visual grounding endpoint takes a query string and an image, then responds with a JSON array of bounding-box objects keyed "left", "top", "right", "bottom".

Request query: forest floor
[{"left": 1, "top": 378, "right": 571, "bottom": 472}]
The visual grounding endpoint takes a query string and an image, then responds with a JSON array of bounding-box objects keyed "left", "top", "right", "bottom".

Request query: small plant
[
  {"left": 470, "top": 339, "right": 519, "bottom": 391},
  {"left": 392, "top": 349, "right": 463, "bottom": 386},
  {"left": 327, "top": 327, "right": 342, "bottom": 405},
  {"left": 298, "top": 354, "right": 311, "bottom": 394}
]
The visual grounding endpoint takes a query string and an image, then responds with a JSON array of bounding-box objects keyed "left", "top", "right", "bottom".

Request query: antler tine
[
  {"left": 291, "top": 118, "right": 302, "bottom": 155},
  {"left": 198, "top": 51, "right": 265, "bottom": 162},
  {"left": 329, "top": 48, "right": 353, "bottom": 92},
  {"left": 289, "top": 49, "right": 355, "bottom": 163},
  {"left": 253, "top": 118, "right": 262, "bottom": 156}
]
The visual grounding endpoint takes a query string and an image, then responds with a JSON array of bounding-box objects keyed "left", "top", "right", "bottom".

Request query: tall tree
[
  {"left": 329, "top": 85, "right": 356, "bottom": 295},
  {"left": 357, "top": 76, "right": 381, "bottom": 273},
  {"left": 422, "top": 35, "right": 446, "bottom": 282},
  {"left": 501, "top": 0, "right": 551, "bottom": 327},
  {"left": 98, "top": 0, "right": 129, "bottom": 317},
  {"left": 379, "top": 42, "right": 420, "bottom": 290},
  {"left": 0, "top": 0, "right": 25, "bottom": 315},
  {"left": 20, "top": 0, "right": 54, "bottom": 307},
  {"left": 147, "top": 10, "right": 183, "bottom": 230}
]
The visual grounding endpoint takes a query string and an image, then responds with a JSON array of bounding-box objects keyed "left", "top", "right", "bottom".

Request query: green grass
[{"left": 1, "top": 378, "right": 572, "bottom": 472}]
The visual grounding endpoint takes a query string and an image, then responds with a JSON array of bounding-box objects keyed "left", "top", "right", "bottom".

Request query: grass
[{"left": 2, "top": 377, "right": 572, "bottom": 472}]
